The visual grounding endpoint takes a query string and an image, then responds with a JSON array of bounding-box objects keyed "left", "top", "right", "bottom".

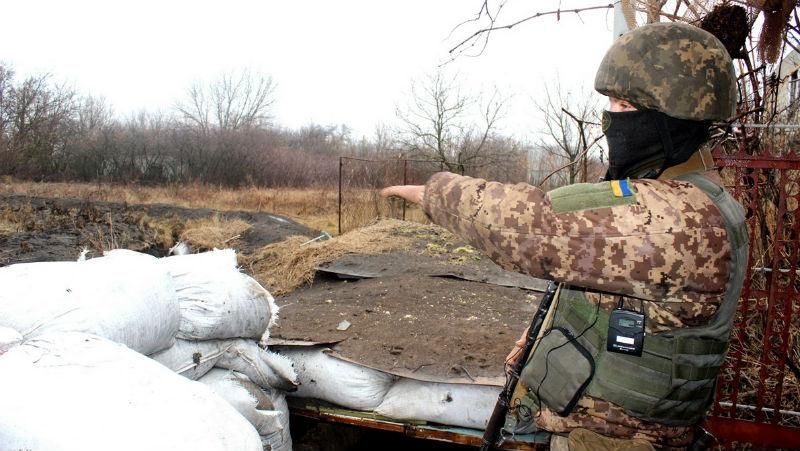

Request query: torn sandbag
[
  {"left": 216, "top": 339, "right": 299, "bottom": 391},
  {"left": 0, "top": 332, "right": 261, "bottom": 451},
  {"left": 198, "top": 368, "right": 292, "bottom": 447}
]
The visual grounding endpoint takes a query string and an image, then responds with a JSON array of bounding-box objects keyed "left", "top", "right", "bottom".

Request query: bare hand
[
  {"left": 380, "top": 185, "right": 425, "bottom": 205},
  {"left": 505, "top": 327, "right": 529, "bottom": 372}
]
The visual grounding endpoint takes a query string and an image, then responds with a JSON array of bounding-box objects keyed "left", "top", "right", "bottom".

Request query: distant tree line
[{"left": 0, "top": 62, "right": 602, "bottom": 188}]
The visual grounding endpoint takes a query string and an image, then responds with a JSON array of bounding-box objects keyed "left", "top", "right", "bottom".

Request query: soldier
[{"left": 381, "top": 22, "right": 747, "bottom": 450}]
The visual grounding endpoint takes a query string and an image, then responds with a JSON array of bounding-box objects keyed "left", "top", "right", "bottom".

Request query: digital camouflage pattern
[
  {"left": 558, "top": 428, "right": 656, "bottom": 451},
  {"left": 422, "top": 171, "right": 733, "bottom": 446},
  {"left": 422, "top": 172, "right": 731, "bottom": 334},
  {"left": 594, "top": 22, "right": 737, "bottom": 121},
  {"left": 535, "top": 399, "right": 692, "bottom": 450}
]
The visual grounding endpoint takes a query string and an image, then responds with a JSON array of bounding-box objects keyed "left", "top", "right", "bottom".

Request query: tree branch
[{"left": 449, "top": 4, "right": 614, "bottom": 56}]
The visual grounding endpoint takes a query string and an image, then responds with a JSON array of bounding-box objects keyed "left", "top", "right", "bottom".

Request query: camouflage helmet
[{"left": 595, "top": 22, "right": 737, "bottom": 121}]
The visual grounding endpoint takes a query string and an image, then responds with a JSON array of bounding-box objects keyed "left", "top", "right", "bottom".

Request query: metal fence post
[
  {"left": 402, "top": 159, "right": 408, "bottom": 221},
  {"left": 338, "top": 156, "right": 343, "bottom": 235}
]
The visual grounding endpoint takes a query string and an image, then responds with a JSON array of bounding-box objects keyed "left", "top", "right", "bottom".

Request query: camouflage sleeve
[{"left": 422, "top": 172, "right": 731, "bottom": 306}]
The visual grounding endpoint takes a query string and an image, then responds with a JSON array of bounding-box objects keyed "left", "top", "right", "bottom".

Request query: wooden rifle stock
[{"left": 480, "top": 281, "right": 557, "bottom": 451}]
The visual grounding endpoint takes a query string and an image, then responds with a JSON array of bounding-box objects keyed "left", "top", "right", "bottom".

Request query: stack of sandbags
[
  {"left": 0, "top": 331, "right": 262, "bottom": 451},
  {"left": 147, "top": 249, "right": 297, "bottom": 450},
  {"left": 0, "top": 248, "right": 296, "bottom": 450}
]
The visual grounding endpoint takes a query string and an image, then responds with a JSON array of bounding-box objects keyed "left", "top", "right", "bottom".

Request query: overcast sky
[{"left": 2, "top": 0, "right": 617, "bottom": 140}]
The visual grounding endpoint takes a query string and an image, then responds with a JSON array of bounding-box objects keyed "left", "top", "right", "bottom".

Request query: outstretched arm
[{"left": 379, "top": 185, "right": 425, "bottom": 205}]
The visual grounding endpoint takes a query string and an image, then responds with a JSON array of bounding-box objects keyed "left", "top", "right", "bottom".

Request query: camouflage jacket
[
  {"left": 422, "top": 172, "right": 731, "bottom": 333},
  {"left": 422, "top": 171, "right": 733, "bottom": 448}
]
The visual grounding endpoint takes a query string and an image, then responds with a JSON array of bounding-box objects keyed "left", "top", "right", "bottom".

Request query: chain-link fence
[{"left": 337, "top": 157, "right": 474, "bottom": 234}]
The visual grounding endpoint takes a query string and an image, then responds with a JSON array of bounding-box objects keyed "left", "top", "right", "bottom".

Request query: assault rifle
[{"left": 480, "top": 281, "right": 558, "bottom": 451}]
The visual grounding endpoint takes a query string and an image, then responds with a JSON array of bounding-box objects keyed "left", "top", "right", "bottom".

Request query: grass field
[{"left": 0, "top": 178, "right": 428, "bottom": 234}]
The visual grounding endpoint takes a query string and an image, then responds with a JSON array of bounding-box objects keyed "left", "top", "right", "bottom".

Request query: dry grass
[
  {"left": 0, "top": 218, "right": 20, "bottom": 236},
  {"left": 180, "top": 215, "right": 253, "bottom": 250},
  {"left": 340, "top": 189, "right": 428, "bottom": 233},
  {"left": 0, "top": 178, "right": 435, "bottom": 235},
  {"left": 118, "top": 214, "right": 182, "bottom": 251},
  {"left": 241, "top": 219, "right": 422, "bottom": 296},
  {"left": 0, "top": 178, "right": 342, "bottom": 233}
]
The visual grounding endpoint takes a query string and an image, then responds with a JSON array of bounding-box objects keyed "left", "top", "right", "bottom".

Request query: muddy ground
[
  {"left": 0, "top": 194, "right": 314, "bottom": 264},
  {"left": 0, "top": 194, "right": 546, "bottom": 449},
  {"left": 273, "top": 249, "right": 544, "bottom": 384}
]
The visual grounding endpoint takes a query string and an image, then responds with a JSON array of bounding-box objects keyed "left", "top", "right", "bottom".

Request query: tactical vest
[{"left": 521, "top": 173, "right": 748, "bottom": 426}]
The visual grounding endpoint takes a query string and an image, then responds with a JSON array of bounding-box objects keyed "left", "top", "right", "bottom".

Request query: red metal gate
[{"left": 706, "top": 139, "right": 800, "bottom": 449}]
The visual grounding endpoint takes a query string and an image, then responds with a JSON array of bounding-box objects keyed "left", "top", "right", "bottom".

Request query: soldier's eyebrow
[{"left": 619, "top": 100, "right": 635, "bottom": 110}]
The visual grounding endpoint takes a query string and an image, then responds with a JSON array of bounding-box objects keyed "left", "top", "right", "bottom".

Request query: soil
[
  {"left": 0, "top": 194, "right": 315, "bottom": 265},
  {"left": 272, "top": 246, "right": 544, "bottom": 384}
]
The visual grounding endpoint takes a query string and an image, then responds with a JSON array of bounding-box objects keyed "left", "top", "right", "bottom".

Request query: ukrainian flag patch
[{"left": 611, "top": 179, "right": 633, "bottom": 197}]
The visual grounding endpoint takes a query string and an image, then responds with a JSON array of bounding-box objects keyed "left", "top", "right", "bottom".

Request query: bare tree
[
  {"left": 395, "top": 70, "right": 514, "bottom": 175},
  {"left": 62, "top": 95, "right": 115, "bottom": 181},
  {"left": 5, "top": 72, "right": 78, "bottom": 179},
  {"left": 372, "top": 122, "right": 396, "bottom": 156},
  {"left": 0, "top": 63, "right": 15, "bottom": 169},
  {"left": 176, "top": 68, "right": 276, "bottom": 133},
  {"left": 533, "top": 82, "right": 604, "bottom": 187},
  {"left": 75, "top": 95, "right": 113, "bottom": 134}
]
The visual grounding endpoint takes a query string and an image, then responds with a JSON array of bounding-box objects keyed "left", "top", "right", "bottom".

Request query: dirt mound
[
  {"left": 0, "top": 194, "right": 316, "bottom": 266},
  {"left": 267, "top": 220, "right": 546, "bottom": 384}
]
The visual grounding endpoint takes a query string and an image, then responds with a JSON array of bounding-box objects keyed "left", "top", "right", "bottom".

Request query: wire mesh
[{"left": 337, "top": 157, "right": 467, "bottom": 233}]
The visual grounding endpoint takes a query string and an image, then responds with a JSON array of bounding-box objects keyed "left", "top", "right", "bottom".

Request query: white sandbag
[
  {"left": 217, "top": 339, "right": 299, "bottom": 391},
  {"left": 0, "top": 326, "right": 22, "bottom": 354},
  {"left": 160, "top": 248, "right": 238, "bottom": 273},
  {"left": 97, "top": 248, "right": 159, "bottom": 262},
  {"left": 0, "top": 332, "right": 262, "bottom": 451},
  {"left": 375, "top": 378, "right": 501, "bottom": 430},
  {"left": 260, "top": 384, "right": 293, "bottom": 451},
  {"left": 0, "top": 259, "right": 179, "bottom": 355},
  {"left": 160, "top": 250, "right": 278, "bottom": 341},
  {"left": 198, "top": 369, "right": 287, "bottom": 436},
  {"left": 279, "top": 347, "right": 396, "bottom": 411},
  {"left": 149, "top": 338, "right": 233, "bottom": 380}
]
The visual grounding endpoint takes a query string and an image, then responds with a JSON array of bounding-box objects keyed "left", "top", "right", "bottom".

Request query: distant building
[{"left": 770, "top": 49, "right": 800, "bottom": 118}]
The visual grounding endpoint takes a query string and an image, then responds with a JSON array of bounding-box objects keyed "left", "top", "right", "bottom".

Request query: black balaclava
[{"left": 602, "top": 109, "right": 711, "bottom": 181}]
